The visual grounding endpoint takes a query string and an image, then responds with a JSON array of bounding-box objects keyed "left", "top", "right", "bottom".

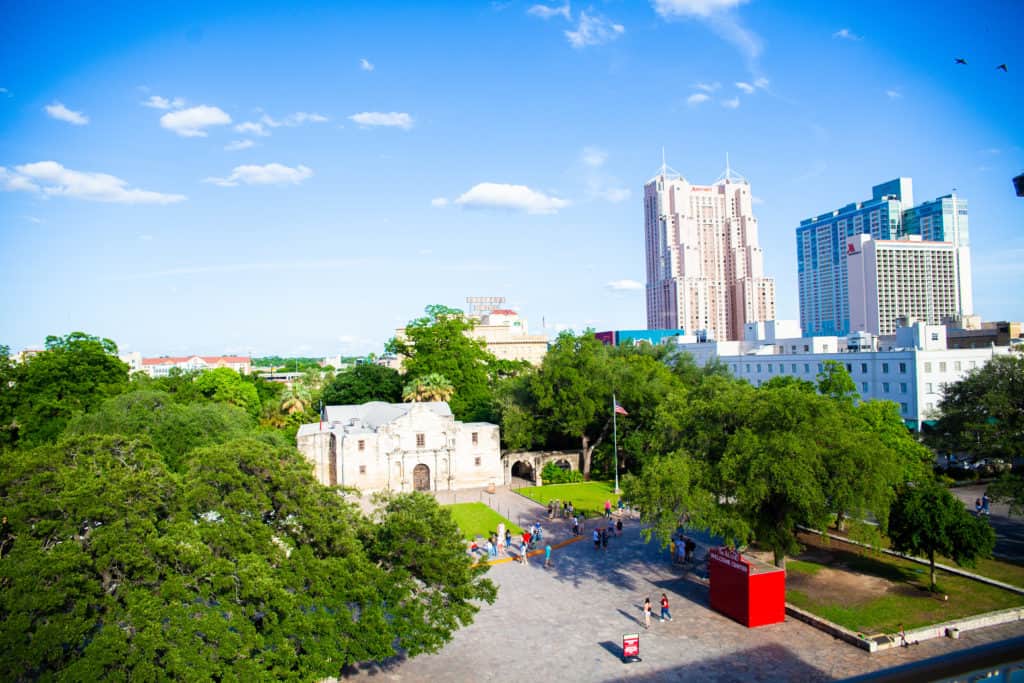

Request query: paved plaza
[{"left": 341, "top": 487, "right": 1024, "bottom": 681}]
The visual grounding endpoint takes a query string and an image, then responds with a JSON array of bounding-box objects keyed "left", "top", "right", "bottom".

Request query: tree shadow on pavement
[{"left": 595, "top": 643, "right": 833, "bottom": 682}]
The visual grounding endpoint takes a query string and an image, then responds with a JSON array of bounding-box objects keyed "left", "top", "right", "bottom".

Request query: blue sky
[{"left": 1, "top": 0, "right": 1022, "bottom": 357}]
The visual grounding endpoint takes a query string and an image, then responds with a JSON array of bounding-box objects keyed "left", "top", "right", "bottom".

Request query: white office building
[
  {"left": 671, "top": 320, "right": 1009, "bottom": 430},
  {"left": 847, "top": 234, "right": 964, "bottom": 336}
]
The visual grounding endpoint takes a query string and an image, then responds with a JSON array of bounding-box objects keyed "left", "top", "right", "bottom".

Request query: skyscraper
[
  {"left": 797, "top": 178, "right": 972, "bottom": 337},
  {"left": 644, "top": 157, "right": 775, "bottom": 341}
]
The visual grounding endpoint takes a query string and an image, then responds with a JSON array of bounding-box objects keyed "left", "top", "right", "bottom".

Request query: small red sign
[{"left": 623, "top": 632, "right": 640, "bottom": 659}]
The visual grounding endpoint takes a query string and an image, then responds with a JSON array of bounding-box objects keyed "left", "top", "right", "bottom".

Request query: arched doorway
[
  {"left": 413, "top": 464, "right": 431, "bottom": 491},
  {"left": 511, "top": 460, "right": 534, "bottom": 481},
  {"left": 554, "top": 459, "right": 572, "bottom": 472}
]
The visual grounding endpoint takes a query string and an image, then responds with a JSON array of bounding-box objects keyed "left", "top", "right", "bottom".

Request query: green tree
[
  {"left": 194, "top": 367, "right": 261, "bottom": 416},
  {"left": 321, "top": 363, "right": 403, "bottom": 406},
  {"left": 816, "top": 359, "right": 859, "bottom": 403},
  {"left": 529, "top": 331, "right": 613, "bottom": 479},
  {"left": 10, "top": 332, "right": 130, "bottom": 446},
  {"left": 402, "top": 373, "right": 455, "bottom": 403},
  {"left": 368, "top": 492, "right": 497, "bottom": 655},
  {"left": 989, "top": 474, "right": 1024, "bottom": 516},
  {"left": 933, "top": 354, "right": 1024, "bottom": 461},
  {"left": 386, "top": 305, "right": 498, "bottom": 421},
  {"left": 0, "top": 345, "right": 17, "bottom": 449},
  {"left": 888, "top": 480, "right": 996, "bottom": 591}
]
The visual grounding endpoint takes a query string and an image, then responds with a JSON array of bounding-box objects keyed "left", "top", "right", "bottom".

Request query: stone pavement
[{"left": 342, "top": 490, "right": 1024, "bottom": 681}]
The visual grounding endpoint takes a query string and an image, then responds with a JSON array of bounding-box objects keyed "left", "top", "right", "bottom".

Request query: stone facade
[{"left": 296, "top": 401, "right": 501, "bottom": 493}]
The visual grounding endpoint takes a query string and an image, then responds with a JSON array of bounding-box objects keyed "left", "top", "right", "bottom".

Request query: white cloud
[
  {"left": 886, "top": 89, "right": 902, "bottom": 99},
  {"left": 2, "top": 161, "right": 185, "bottom": 204},
  {"left": 235, "top": 121, "right": 270, "bottom": 136},
  {"left": 142, "top": 95, "right": 185, "bottom": 110},
  {"left": 528, "top": 2, "right": 571, "bottom": 20},
  {"left": 694, "top": 81, "right": 721, "bottom": 92},
  {"left": 599, "top": 187, "right": 631, "bottom": 202},
  {"left": 606, "top": 279, "right": 643, "bottom": 291},
  {"left": 652, "top": 0, "right": 747, "bottom": 18},
  {"left": 25, "top": 216, "right": 43, "bottom": 224},
  {"left": 261, "top": 112, "right": 329, "bottom": 128},
  {"left": 430, "top": 197, "right": 449, "bottom": 207},
  {"left": 44, "top": 102, "right": 88, "bottom": 125},
  {"left": 454, "top": 182, "right": 569, "bottom": 214},
  {"left": 224, "top": 139, "right": 255, "bottom": 151},
  {"left": 721, "top": 97, "right": 740, "bottom": 109},
  {"left": 687, "top": 93, "right": 711, "bottom": 106},
  {"left": 582, "top": 146, "right": 607, "bottom": 167},
  {"left": 160, "top": 105, "right": 231, "bottom": 137},
  {"left": 736, "top": 81, "right": 755, "bottom": 94},
  {"left": 833, "top": 28, "right": 861, "bottom": 40},
  {"left": 565, "top": 11, "right": 624, "bottom": 48},
  {"left": 204, "top": 163, "right": 313, "bottom": 187},
  {"left": 754, "top": 77, "right": 770, "bottom": 89},
  {"left": 348, "top": 112, "right": 414, "bottom": 129},
  {"left": 359, "top": 58, "right": 375, "bottom": 71}
]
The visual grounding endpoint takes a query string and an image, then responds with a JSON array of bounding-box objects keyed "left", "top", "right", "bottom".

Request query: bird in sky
[
  {"left": 955, "top": 58, "right": 967, "bottom": 65},
  {"left": 996, "top": 64, "right": 1008, "bottom": 72}
]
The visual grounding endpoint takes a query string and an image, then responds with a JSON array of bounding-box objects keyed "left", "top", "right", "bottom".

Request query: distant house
[
  {"left": 296, "top": 401, "right": 501, "bottom": 493},
  {"left": 130, "top": 355, "right": 252, "bottom": 377}
]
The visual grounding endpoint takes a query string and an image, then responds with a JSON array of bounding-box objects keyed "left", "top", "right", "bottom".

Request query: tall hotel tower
[{"left": 644, "top": 157, "right": 776, "bottom": 341}]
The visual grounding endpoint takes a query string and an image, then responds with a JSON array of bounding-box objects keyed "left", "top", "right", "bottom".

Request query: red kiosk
[{"left": 708, "top": 547, "right": 786, "bottom": 627}]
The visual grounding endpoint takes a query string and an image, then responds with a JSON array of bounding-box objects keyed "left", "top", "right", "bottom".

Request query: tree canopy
[
  {"left": 321, "top": 363, "right": 403, "bottom": 406},
  {"left": 888, "top": 480, "right": 996, "bottom": 591}
]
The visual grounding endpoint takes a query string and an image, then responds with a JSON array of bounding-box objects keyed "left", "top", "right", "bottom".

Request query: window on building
[
  {"left": 756, "top": 363, "right": 761, "bottom": 372},
  {"left": 954, "top": 361, "right": 962, "bottom": 371},
  {"left": 818, "top": 363, "right": 823, "bottom": 372},
  {"left": 474, "top": 456, "right": 481, "bottom": 466},
  {"left": 882, "top": 362, "right": 889, "bottom": 373},
  {"left": 931, "top": 332, "right": 939, "bottom": 341},
  {"left": 926, "top": 402, "right": 934, "bottom": 411},
  {"left": 900, "top": 402, "right": 908, "bottom": 414},
  {"left": 804, "top": 363, "right": 810, "bottom": 373},
  {"left": 358, "top": 439, "right": 365, "bottom": 451},
  {"left": 416, "top": 433, "right": 425, "bottom": 448},
  {"left": 939, "top": 362, "right": 947, "bottom": 372},
  {"left": 883, "top": 382, "right": 890, "bottom": 392},
  {"left": 861, "top": 363, "right": 868, "bottom": 374},
  {"left": 969, "top": 360, "right": 977, "bottom": 368},
  {"left": 900, "top": 382, "right": 908, "bottom": 393},
  {"left": 472, "top": 432, "right": 478, "bottom": 445},
  {"left": 804, "top": 345, "right": 810, "bottom": 352},
  {"left": 767, "top": 364, "right": 772, "bottom": 373},
  {"left": 861, "top": 382, "right": 868, "bottom": 393},
  {"left": 745, "top": 363, "right": 751, "bottom": 372},
  {"left": 845, "top": 363, "right": 852, "bottom": 373},
  {"left": 359, "top": 465, "right": 366, "bottom": 475},
  {"left": 791, "top": 364, "right": 797, "bottom": 373},
  {"left": 899, "top": 362, "right": 907, "bottom": 373},
  {"left": 925, "top": 382, "right": 933, "bottom": 393},
  {"left": 824, "top": 345, "right": 830, "bottom": 351},
  {"left": 924, "top": 362, "right": 932, "bottom": 373}
]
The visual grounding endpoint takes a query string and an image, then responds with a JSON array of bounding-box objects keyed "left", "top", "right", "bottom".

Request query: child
[{"left": 643, "top": 598, "right": 652, "bottom": 629}]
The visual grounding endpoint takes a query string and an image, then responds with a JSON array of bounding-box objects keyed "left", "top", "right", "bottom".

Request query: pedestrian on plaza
[
  {"left": 544, "top": 543, "right": 552, "bottom": 568},
  {"left": 976, "top": 498, "right": 983, "bottom": 514},
  {"left": 616, "top": 518, "right": 623, "bottom": 536},
  {"left": 505, "top": 528, "right": 512, "bottom": 551},
  {"left": 568, "top": 502, "right": 574, "bottom": 518},
  {"left": 548, "top": 501, "right": 554, "bottom": 519},
  {"left": 601, "top": 528, "right": 609, "bottom": 550},
  {"left": 643, "top": 598, "right": 652, "bottom": 629},
  {"left": 523, "top": 530, "right": 531, "bottom": 552},
  {"left": 572, "top": 516, "right": 579, "bottom": 536},
  {"left": 685, "top": 537, "right": 696, "bottom": 563},
  {"left": 660, "top": 593, "right": 672, "bottom": 622},
  {"left": 520, "top": 541, "right": 529, "bottom": 565},
  {"left": 982, "top": 493, "right": 991, "bottom": 515},
  {"left": 593, "top": 528, "right": 600, "bottom": 550},
  {"left": 487, "top": 539, "right": 497, "bottom": 559},
  {"left": 607, "top": 519, "right": 615, "bottom": 538},
  {"left": 605, "top": 499, "right": 612, "bottom": 518}
]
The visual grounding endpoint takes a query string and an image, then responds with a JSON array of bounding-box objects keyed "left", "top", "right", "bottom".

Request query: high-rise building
[
  {"left": 644, "top": 158, "right": 775, "bottom": 341},
  {"left": 797, "top": 178, "right": 972, "bottom": 336},
  {"left": 847, "top": 234, "right": 961, "bottom": 336}
]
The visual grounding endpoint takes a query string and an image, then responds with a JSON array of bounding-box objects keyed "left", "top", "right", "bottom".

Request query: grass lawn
[
  {"left": 444, "top": 502, "right": 522, "bottom": 541},
  {"left": 517, "top": 481, "right": 620, "bottom": 518},
  {"left": 784, "top": 533, "right": 1024, "bottom": 634}
]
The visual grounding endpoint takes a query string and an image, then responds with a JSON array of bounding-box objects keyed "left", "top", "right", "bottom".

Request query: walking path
[{"left": 340, "top": 487, "right": 1024, "bottom": 681}]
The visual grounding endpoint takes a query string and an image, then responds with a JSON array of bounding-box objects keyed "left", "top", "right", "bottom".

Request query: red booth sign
[
  {"left": 708, "top": 547, "right": 785, "bottom": 627},
  {"left": 622, "top": 632, "right": 640, "bottom": 661}
]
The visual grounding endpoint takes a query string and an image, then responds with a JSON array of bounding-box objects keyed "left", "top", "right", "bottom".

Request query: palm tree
[
  {"left": 402, "top": 373, "right": 455, "bottom": 403},
  {"left": 280, "top": 382, "right": 312, "bottom": 415}
]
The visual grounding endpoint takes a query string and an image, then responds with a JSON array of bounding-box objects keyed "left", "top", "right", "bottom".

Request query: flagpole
[{"left": 613, "top": 393, "right": 620, "bottom": 495}]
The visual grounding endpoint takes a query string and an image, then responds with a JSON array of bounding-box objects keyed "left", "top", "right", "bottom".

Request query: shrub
[{"left": 541, "top": 461, "right": 583, "bottom": 484}]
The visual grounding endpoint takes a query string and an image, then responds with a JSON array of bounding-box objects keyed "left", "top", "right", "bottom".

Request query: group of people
[
  {"left": 547, "top": 499, "right": 575, "bottom": 519},
  {"left": 975, "top": 493, "right": 991, "bottom": 516},
  {"left": 592, "top": 517, "right": 623, "bottom": 551},
  {"left": 642, "top": 594, "right": 673, "bottom": 629}
]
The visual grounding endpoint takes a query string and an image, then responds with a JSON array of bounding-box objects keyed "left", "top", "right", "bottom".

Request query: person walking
[
  {"left": 593, "top": 528, "right": 600, "bottom": 551},
  {"left": 643, "top": 598, "right": 652, "bottom": 629},
  {"left": 616, "top": 518, "right": 623, "bottom": 536},
  {"left": 544, "top": 543, "right": 552, "bottom": 568},
  {"left": 660, "top": 593, "right": 673, "bottom": 622},
  {"left": 604, "top": 499, "right": 612, "bottom": 518},
  {"left": 601, "top": 528, "right": 609, "bottom": 550},
  {"left": 505, "top": 528, "right": 512, "bottom": 552},
  {"left": 520, "top": 538, "right": 529, "bottom": 565},
  {"left": 572, "top": 516, "right": 579, "bottom": 537}
]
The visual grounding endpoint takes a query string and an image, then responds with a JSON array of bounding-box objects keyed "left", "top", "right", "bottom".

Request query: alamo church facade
[{"left": 296, "top": 401, "right": 502, "bottom": 493}]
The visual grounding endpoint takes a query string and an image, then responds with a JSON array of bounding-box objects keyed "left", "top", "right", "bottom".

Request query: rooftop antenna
[
  {"left": 716, "top": 152, "right": 747, "bottom": 184},
  {"left": 654, "top": 147, "right": 683, "bottom": 181}
]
